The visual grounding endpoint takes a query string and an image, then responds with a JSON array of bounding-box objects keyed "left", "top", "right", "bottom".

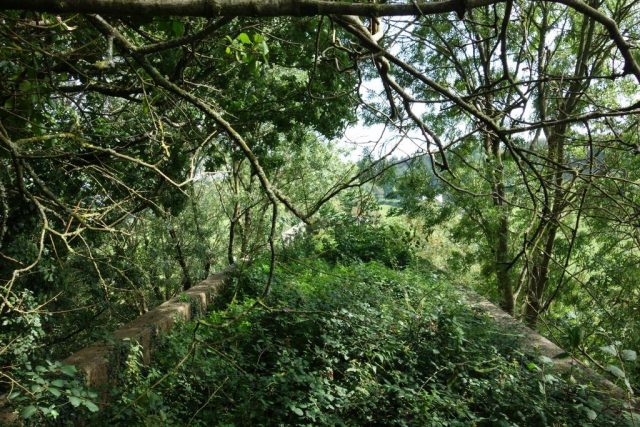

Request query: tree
[
  {"left": 2, "top": 0, "right": 640, "bottom": 413},
  {"left": 332, "top": 1, "right": 640, "bottom": 325}
]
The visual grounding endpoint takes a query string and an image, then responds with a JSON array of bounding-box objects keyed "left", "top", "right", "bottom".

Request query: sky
[{"left": 337, "top": 77, "right": 427, "bottom": 163}]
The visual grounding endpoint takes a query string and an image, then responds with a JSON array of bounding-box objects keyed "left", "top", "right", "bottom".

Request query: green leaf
[
  {"left": 48, "top": 387, "right": 61, "bottom": 398},
  {"left": 158, "top": 21, "right": 171, "bottom": 33},
  {"left": 567, "top": 326, "right": 583, "bottom": 349},
  {"left": 84, "top": 400, "right": 99, "bottom": 412},
  {"left": 599, "top": 345, "right": 617, "bottom": 356},
  {"left": 20, "top": 405, "right": 37, "bottom": 419},
  {"left": 621, "top": 349, "right": 637, "bottom": 361},
  {"left": 540, "top": 356, "right": 554, "bottom": 366},
  {"left": 50, "top": 379, "right": 65, "bottom": 387},
  {"left": 19, "top": 80, "right": 32, "bottom": 92},
  {"left": 623, "top": 411, "right": 640, "bottom": 425},
  {"left": 258, "top": 42, "right": 269, "bottom": 57},
  {"left": 248, "top": 59, "right": 260, "bottom": 77},
  {"left": 69, "top": 396, "right": 82, "bottom": 407},
  {"left": 606, "top": 364, "right": 625, "bottom": 378},
  {"left": 60, "top": 365, "right": 77, "bottom": 376},
  {"left": 171, "top": 22, "right": 184, "bottom": 36},
  {"left": 588, "top": 396, "right": 604, "bottom": 411},
  {"left": 225, "top": 46, "right": 231, "bottom": 54},
  {"left": 253, "top": 34, "right": 264, "bottom": 43},
  {"left": 291, "top": 406, "right": 304, "bottom": 416},
  {"left": 237, "top": 33, "right": 251, "bottom": 45}
]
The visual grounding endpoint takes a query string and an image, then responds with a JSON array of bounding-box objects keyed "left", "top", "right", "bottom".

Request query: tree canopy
[{"left": 2, "top": 0, "right": 640, "bottom": 423}]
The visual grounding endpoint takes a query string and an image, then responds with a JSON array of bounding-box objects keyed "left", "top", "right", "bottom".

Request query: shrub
[
  {"left": 85, "top": 260, "right": 628, "bottom": 426},
  {"left": 323, "top": 223, "right": 415, "bottom": 268}
]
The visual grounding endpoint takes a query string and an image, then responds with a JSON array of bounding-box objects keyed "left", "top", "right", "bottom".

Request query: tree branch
[{"left": 5, "top": 0, "right": 499, "bottom": 18}]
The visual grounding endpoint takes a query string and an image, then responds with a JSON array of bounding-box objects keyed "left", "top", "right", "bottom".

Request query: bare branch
[{"left": 5, "top": 0, "right": 499, "bottom": 18}]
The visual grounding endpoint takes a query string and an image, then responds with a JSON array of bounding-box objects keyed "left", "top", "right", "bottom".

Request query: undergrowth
[{"left": 83, "top": 227, "right": 633, "bottom": 426}]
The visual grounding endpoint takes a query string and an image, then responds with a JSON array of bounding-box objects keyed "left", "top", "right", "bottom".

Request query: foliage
[
  {"left": 9, "top": 361, "right": 98, "bottom": 424},
  {"left": 2, "top": 1, "right": 640, "bottom": 424},
  {"left": 323, "top": 221, "right": 416, "bottom": 268},
  {"left": 80, "top": 236, "right": 630, "bottom": 426},
  {"left": 305, "top": 186, "right": 417, "bottom": 268}
]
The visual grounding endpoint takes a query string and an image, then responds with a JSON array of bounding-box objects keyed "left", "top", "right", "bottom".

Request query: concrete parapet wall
[
  {"left": 0, "top": 269, "right": 231, "bottom": 424},
  {"left": 62, "top": 270, "right": 229, "bottom": 389},
  {"left": 462, "top": 287, "right": 629, "bottom": 401}
]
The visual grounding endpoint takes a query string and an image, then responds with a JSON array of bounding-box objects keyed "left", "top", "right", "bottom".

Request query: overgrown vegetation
[
  {"left": 3, "top": 0, "right": 640, "bottom": 424},
  {"left": 378, "top": 155, "right": 640, "bottom": 393},
  {"left": 76, "top": 231, "right": 632, "bottom": 426}
]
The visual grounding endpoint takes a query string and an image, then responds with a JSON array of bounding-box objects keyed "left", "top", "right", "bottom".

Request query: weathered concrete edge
[
  {"left": 461, "top": 287, "right": 631, "bottom": 402},
  {"left": 65, "top": 269, "right": 232, "bottom": 388},
  {"left": 0, "top": 267, "right": 234, "bottom": 424}
]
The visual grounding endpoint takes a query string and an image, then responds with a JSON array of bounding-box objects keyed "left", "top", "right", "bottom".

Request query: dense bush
[
  {"left": 80, "top": 245, "right": 631, "bottom": 426},
  {"left": 323, "top": 223, "right": 415, "bottom": 268}
]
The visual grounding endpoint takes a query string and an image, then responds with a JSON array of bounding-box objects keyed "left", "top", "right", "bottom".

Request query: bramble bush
[
  {"left": 322, "top": 222, "right": 415, "bottom": 269},
  {"left": 80, "top": 231, "right": 633, "bottom": 426}
]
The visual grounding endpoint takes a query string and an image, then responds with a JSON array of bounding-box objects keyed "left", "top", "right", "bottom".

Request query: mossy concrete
[
  {"left": 63, "top": 270, "right": 230, "bottom": 389},
  {"left": 0, "top": 269, "right": 232, "bottom": 424},
  {"left": 462, "top": 286, "right": 631, "bottom": 403}
]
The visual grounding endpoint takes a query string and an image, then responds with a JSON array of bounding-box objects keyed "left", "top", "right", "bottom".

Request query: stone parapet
[
  {"left": 461, "top": 286, "right": 631, "bottom": 403},
  {"left": 0, "top": 269, "right": 231, "bottom": 424}
]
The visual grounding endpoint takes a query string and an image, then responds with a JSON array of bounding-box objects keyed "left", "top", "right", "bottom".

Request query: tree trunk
[
  {"left": 497, "top": 213, "right": 515, "bottom": 314},
  {"left": 5, "top": 0, "right": 495, "bottom": 19},
  {"left": 525, "top": 131, "right": 564, "bottom": 326},
  {"left": 525, "top": 224, "right": 557, "bottom": 325},
  {"left": 241, "top": 207, "right": 251, "bottom": 257},
  {"left": 483, "top": 127, "right": 514, "bottom": 314},
  {"left": 227, "top": 160, "right": 241, "bottom": 265},
  {"left": 228, "top": 213, "right": 237, "bottom": 265},
  {"left": 190, "top": 187, "right": 210, "bottom": 280},
  {"left": 169, "top": 227, "right": 192, "bottom": 291}
]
